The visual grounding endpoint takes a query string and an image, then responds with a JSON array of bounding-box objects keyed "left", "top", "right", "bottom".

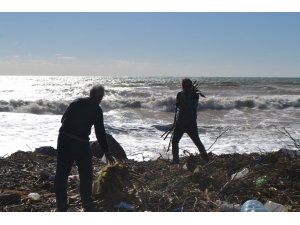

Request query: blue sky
[{"left": 0, "top": 12, "right": 300, "bottom": 77}]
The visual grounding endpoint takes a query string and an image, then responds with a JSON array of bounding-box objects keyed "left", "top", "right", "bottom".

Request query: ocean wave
[
  {"left": 1, "top": 96, "right": 300, "bottom": 114},
  {"left": 143, "top": 96, "right": 300, "bottom": 112},
  {"left": 199, "top": 97, "right": 300, "bottom": 111},
  {"left": 0, "top": 100, "right": 69, "bottom": 115},
  {"left": 146, "top": 96, "right": 300, "bottom": 111}
]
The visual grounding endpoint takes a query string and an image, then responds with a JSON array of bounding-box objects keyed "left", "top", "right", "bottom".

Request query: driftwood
[{"left": 1, "top": 148, "right": 300, "bottom": 212}]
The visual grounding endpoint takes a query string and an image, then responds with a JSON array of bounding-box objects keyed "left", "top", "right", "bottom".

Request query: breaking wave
[
  {"left": 1, "top": 96, "right": 300, "bottom": 115},
  {"left": 0, "top": 100, "right": 70, "bottom": 115}
]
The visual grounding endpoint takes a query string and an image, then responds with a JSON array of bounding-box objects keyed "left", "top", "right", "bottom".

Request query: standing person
[
  {"left": 172, "top": 78, "right": 209, "bottom": 164},
  {"left": 54, "top": 85, "right": 115, "bottom": 212}
]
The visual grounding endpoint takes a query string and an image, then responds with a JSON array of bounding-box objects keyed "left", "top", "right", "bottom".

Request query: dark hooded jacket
[
  {"left": 175, "top": 91, "right": 199, "bottom": 125},
  {"left": 59, "top": 97, "right": 108, "bottom": 151}
]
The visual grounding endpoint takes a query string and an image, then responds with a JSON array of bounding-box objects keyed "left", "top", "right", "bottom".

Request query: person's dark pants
[
  {"left": 54, "top": 134, "right": 93, "bottom": 211},
  {"left": 172, "top": 122, "right": 208, "bottom": 163}
]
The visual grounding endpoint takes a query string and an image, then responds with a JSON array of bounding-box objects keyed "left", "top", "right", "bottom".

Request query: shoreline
[{"left": 1, "top": 147, "right": 300, "bottom": 212}]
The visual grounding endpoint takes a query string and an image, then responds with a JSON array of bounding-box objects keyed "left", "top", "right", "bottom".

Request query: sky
[{"left": 0, "top": 12, "right": 300, "bottom": 77}]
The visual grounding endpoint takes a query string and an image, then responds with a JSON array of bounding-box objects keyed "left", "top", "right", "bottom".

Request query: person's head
[
  {"left": 181, "top": 78, "right": 193, "bottom": 93},
  {"left": 90, "top": 85, "right": 105, "bottom": 104}
]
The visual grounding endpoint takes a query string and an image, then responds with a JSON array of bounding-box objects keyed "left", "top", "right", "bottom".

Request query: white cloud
[{"left": 55, "top": 53, "right": 77, "bottom": 60}]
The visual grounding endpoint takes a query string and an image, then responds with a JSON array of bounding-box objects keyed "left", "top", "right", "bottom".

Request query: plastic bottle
[
  {"left": 28, "top": 193, "right": 40, "bottom": 201},
  {"left": 264, "top": 201, "right": 287, "bottom": 212},
  {"left": 114, "top": 201, "right": 135, "bottom": 211},
  {"left": 68, "top": 175, "right": 80, "bottom": 182},
  {"left": 240, "top": 200, "right": 267, "bottom": 212},
  {"left": 231, "top": 168, "right": 249, "bottom": 180},
  {"left": 255, "top": 176, "right": 268, "bottom": 187},
  {"left": 173, "top": 207, "right": 184, "bottom": 212}
]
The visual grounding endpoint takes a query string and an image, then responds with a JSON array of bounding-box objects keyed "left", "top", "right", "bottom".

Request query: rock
[
  {"left": 34, "top": 146, "right": 57, "bottom": 157},
  {"left": 9, "top": 150, "right": 31, "bottom": 159},
  {"left": 38, "top": 170, "right": 51, "bottom": 181},
  {"left": 90, "top": 134, "right": 127, "bottom": 160},
  {"left": 28, "top": 193, "right": 40, "bottom": 201},
  {"left": 182, "top": 163, "right": 189, "bottom": 171},
  {"left": 279, "top": 148, "right": 300, "bottom": 158},
  {"left": 0, "top": 192, "right": 21, "bottom": 205}
]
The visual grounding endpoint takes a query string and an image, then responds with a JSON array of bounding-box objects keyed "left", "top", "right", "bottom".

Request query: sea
[{"left": 0, "top": 76, "right": 300, "bottom": 160}]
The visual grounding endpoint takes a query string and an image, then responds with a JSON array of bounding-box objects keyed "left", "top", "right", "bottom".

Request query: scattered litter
[
  {"left": 231, "top": 168, "right": 249, "bottom": 180},
  {"left": 241, "top": 200, "right": 267, "bottom": 212},
  {"left": 28, "top": 193, "right": 40, "bottom": 201},
  {"left": 1, "top": 148, "right": 300, "bottom": 212},
  {"left": 255, "top": 176, "right": 268, "bottom": 188},
  {"left": 173, "top": 207, "right": 185, "bottom": 212},
  {"left": 68, "top": 175, "right": 80, "bottom": 182},
  {"left": 264, "top": 201, "right": 287, "bottom": 212},
  {"left": 220, "top": 202, "right": 241, "bottom": 212},
  {"left": 114, "top": 201, "right": 135, "bottom": 211}
]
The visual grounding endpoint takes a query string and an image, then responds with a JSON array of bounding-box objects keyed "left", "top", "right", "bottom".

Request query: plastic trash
[
  {"left": 255, "top": 176, "right": 268, "bottom": 187},
  {"left": 173, "top": 207, "right": 184, "bottom": 212},
  {"left": 264, "top": 201, "right": 287, "bottom": 212},
  {"left": 114, "top": 201, "right": 135, "bottom": 211},
  {"left": 68, "top": 175, "right": 80, "bottom": 182},
  {"left": 28, "top": 193, "right": 40, "bottom": 201},
  {"left": 269, "top": 187, "right": 277, "bottom": 191},
  {"left": 231, "top": 168, "right": 249, "bottom": 180},
  {"left": 241, "top": 200, "right": 267, "bottom": 212},
  {"left": 220, "top": 203, "right": 241, "bottom": 212}
]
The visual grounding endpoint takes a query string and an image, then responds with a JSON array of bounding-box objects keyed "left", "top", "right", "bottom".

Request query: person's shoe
[
  {"left": 172, "top": 159, "right": 180, "bottom": 164},
  {"left": 84, "top": 206, "right": 99, "bottom": 212},
  {"left": 172, "top": 155, "right": 180, "bottom": 164},
  {"left": 56, "top": 204, "right": 69, "bottom": 212},
  {"left": 66, "top": 207, "right": 77, "bottom": 212},
  {"left": 201, "top": 152, "right": 209, "bottom": 163},
  {"left": 83, "top": 203, "right": 99, "bottom": 212}
]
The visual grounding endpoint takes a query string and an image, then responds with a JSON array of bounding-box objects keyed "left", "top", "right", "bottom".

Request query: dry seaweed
[{"left": 1, "top": 148, "right": 300, "bottom": 212}]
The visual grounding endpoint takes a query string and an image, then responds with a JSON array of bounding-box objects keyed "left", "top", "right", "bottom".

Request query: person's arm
[
  {"left": 94, "top": 107, "right": 115, "bottom": 164},
  {"left": 94, "top": 107, "right": 109, "bottom": 151}
]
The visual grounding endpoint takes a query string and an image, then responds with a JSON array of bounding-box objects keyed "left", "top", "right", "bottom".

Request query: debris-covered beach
[{"left": 1, "top": 147, "right": 299, "bottom": 212}]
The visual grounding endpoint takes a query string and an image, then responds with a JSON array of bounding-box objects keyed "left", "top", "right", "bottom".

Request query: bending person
[{"left": 54, "top": 85, "right": 114, "bottom": 212}]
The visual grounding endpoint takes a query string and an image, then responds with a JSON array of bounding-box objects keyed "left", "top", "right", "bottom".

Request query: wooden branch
[{"left": 207, "top": 127, "right": 231, "bottom": 151}]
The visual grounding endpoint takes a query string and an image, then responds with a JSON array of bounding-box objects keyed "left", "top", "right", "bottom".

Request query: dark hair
[
  {"left": 89, "top": 85, "right": 105, "bottom": 99},
  {"left": 182, "top": 78, "right": 192, "bottom": 89}
]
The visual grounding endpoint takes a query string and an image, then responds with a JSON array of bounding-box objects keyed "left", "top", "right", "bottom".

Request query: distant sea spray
[{"left": 1, "top": 95, "right": 300, "bottom": 115}]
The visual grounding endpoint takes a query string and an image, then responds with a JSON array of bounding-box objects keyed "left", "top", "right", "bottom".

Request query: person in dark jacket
[
  {"left": 172, "top": 78, "right": 209, "bottom": 164},
  {"left": 54, "top": 85, "right": 115, "bottom": 212}
]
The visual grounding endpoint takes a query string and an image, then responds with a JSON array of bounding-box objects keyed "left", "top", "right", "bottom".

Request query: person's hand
[{"left": 105, "top": 152, "right": 115, "bottom": 165}]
